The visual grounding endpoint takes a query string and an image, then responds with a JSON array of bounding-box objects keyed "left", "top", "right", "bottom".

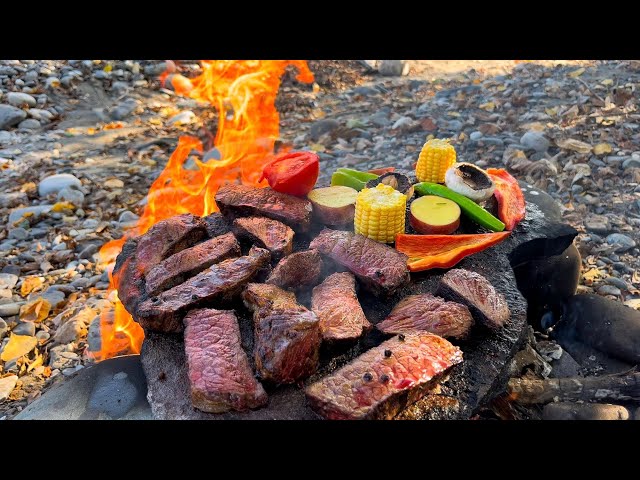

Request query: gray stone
[
  {"left": 38, "top": 288, "right": 66, "bottom": 309},
  {"left": 0, "top": 66, "right": 18, "bottom": 76},
  {"left": 36, "top": 330, "right": 50, "bottom": 342},
  {"left": 38, "top": 173, "right": 82, "bottom": 197},
  {"left": 0, "top": 302, "right": 23, "bottom": 316},
  {"left": 0, "top": 273, "right": 18, "bottom": 290},
  {"left": 0, "top": 104, "right": 27, "bottom": 129},
  {"left": 597, "top": 284, "right": 621, "bottom": 296},
  {"left": 144, "top": 62, "right": 167, "bottom": 76},
  {"left": 0, "top": 191, "right": 28, "bottom": 208},
  {"left": 0, "top": 375, "right": 18, "bottom": 401},
  {"left": 309, "top": 118, "right": 339, "bottom": 141},
  {"left": 168, "top": 110, "right": 195, "bottom": 126},
  {"left": 79, "top": 244, "right": 99, "bottom": 260},
  {"left": 543, "top": 402, "right": 629, "bottom": 420},
  {"left": 53, "top": 316, "right": 88, "bottom": 344},
  {"left": 110, "top": 98, "right": 138, "bottom": 120},
  {"left": 470, "top": 131, "right": 483, "bottom": 141},
  {"left": 8, "top": 227, "right": 28, "bottom": 240},
  {"left": 520, "top": 131, "right": 550, "bottom": 153},
  {"left": 118, "top": 210, "right": 139, "bottom": 224},
  {"left": 27, "top": 108, "right": 54, "bottom": 122},
  {"left": 584, "top": 214, "right": 610, "bottom": 234},
  {"left": 48, "top": 345, "right": 78, "bottom": 369},
  {"left": 13, "top": 321, "right": 35, "bottom": 337},
  {"left": 0, "top": 318, "right": 7, "bottom": 340},
  {"left": 57, "top": 187, "right": 84, "bottom": 206},
  {"left": 606, "top": 277, "right": 629, "bottom": 291},
  {"left": 623, "top": 155, "right": 640, "bottom": 169},
  {"left": 378, "top": 60, "right": 407, "bottom": 76},
  {"left": 6, "top": 92, "right": 36, "bottom": 108},
  {"left": 18, "top": 118, "right": 40, "bottom": 130},
  {"left": 606, "top": 233, "right": 636, "bottom": 252}
]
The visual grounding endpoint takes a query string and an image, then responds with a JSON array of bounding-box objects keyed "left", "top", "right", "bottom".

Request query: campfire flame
[{"left": 92, "top": 60, "right": 313, "bottom": 361}]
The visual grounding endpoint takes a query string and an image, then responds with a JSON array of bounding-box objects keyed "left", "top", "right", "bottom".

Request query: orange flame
[{"left": 92, "top": 60, "right": 313, "bottom": 361}]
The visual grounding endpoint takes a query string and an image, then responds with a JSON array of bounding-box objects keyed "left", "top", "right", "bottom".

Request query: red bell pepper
[
  {"left": 260, "top": 151, "right": 319, "bottom": 197},
  {"left": 395, "top": 232, "right": 511, "bottom": 272},
  {"left": 487, "top": 168, "right": 526, "bottom": 231},
  {"left": 367, "top": 166, "right": 396, "bottom": 175}
]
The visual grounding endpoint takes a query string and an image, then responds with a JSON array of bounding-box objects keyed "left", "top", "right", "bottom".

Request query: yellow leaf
[
  {"left": 593, "top": 143, "right": 612, "bottom": 155},
  {"left": 497, "top": 85, "right": 507, "bottom": 92},
  {"left": 479, "top": 101, "right": 495, "bottom": 112},
  {"left": 309, "top": 143, "right": 325, "bottom": 153},
  {"left": 104, "top": 64, "right": 113, "bottom": 73},
  {"left": 545, "top": 107, "right": 558, "bottom": 117},
  {"left": 448, "top": 111, "right": 461, "bottom": 117},
  {"left": 569, "top": 68, "right": 585, "bottom": 78},
  {"left": 103, "top": 121, "right": 124, "bottom": 130},
  {"left": 1, "top": 335, "right": 37, "bottom": 362},
  {"left": 601, "top": 78, "right": 613, "bottom": 86},
  {"left": 20, "top": 276, "right": 44, "bottom": 297},
  {"left": 27, "top": 353, "right": 44, "bottom": 372},
  {"left": 582, "top": 267, "right": 603, "bottom": 283},
  {"left": 20, "top": 298, "right": 52, "bottom": 323},
  {"left": 86, "top": 128, "right": 96, "bottom": 135},
  {"left": 52, "top": 201, "right": 75, "bottom": 212}
]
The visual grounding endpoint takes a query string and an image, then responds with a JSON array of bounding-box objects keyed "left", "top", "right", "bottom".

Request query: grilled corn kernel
[
  {"left": 354, "top": 183, "right": 406, "bottom": 243},
  {"left": 416, "top": 138, "right": 456, "bottom": 183}
]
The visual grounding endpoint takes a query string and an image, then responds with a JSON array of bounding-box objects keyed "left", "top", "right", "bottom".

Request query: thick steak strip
[
  {"left": 232, "top": 217, "right": 294, "bottom": 262},
  {"left": 312, "top": 272, "right": 371, "bottom": 342},
  {"left": 305, "top": 333, "right": 463, "bottom": 420},
  {"left": 309, "top": 228, "right": 410, "bottom": 296},
  {"left": 242, "top": 283, "right": 321, "bottom": 384},
  {"left": 135, "top": 246, "right": 271, "bottom": 333},
  {"left": 114, "top": 238, "right": 147, "bottom": 314},
  {"left": 145, "top": 232, "right": 241, "bottom": 297},
  {"left": 135, "top": 213, "right": 207, "bottom": 275},
  {"left": 203, "top": 212, "right": 231, "bottom": 238},
  {"left": 377, "top": 294, "right": 474, "bottom": 339},
  {"left": 266, "top": 249, "right": 323, "bottom": 290},
  {"left": 215, "top": 184, "right": 312, "bottom": 232},
  {"left": 436, "top": 268, "right": 510, "bottom": 330},
  {"left": 184, "top": 308, "right": 268, "bottom": 413}
]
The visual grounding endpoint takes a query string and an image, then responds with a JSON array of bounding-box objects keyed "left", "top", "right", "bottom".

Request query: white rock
[
  {"left": 6, "top": 92, "right": 36, "bottom": 108},
  {"left": 38, "top": 173, "right": 82, "bottom": 197},
  {"left": 0, "top": 375, "right": 18, "bottom": 401}
]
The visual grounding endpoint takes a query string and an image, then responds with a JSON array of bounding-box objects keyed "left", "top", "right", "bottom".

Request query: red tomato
[{"left": 260, "top": 151, "right": 319, "bottom": 196}]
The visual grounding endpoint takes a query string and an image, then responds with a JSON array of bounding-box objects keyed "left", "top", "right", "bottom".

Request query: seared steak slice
[
  {"left": 305, "top": 333, "right": 463, "bottom": 420},
  {"left": 215, "top": 184, "right": 312, "bottom": 232},
  {"left": 232, "top": 217, "right": 294, "bottom": 262},
  {"left": 309, "top": 228, "right": 410, "bottom": 296},
  {"left": 436, "top": 268, "right": 510, "bottom": 330},
  {"left": 135, "top": 213, "right": 207, "bottom": 274},
  {"left": 184, "top": 308, "right": 268, "bottom": 413},
  {"left": 242, "top": 283, "right": 321, "bottom": 384},
  {"left": 266, "top": 249, "right": 323, "bottom": 290},
  {"left": 312, "top": 272, "right": 371, "bottom": 342},
  {"left": 377, "top": 294, "right": 473, "bottom": 339},
  {"left": 135, "top": 246, "right": 271, "bottom": 333},
  {"left": 114, "top": 238, "right": 147, "bottom": 315},
  {"left": 145, "top": 232, "right": 241, "bottom": 297},
  {"left": 202, "top": 212, "right": 231, "bottom": 238}
]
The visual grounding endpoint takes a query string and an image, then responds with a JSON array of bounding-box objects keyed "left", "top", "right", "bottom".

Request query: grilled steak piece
[
  {"left": 113, "top": 238, "right": 147, "bottom": 315},
  {"left": 266, "top": 249, "right": 323, "bottom": 290},
  {"left": 312, "top": 272, "right": 371, "bottom": 342},
  {"left": 377, "top": 294, "right": 474, "bottom": 339},
  {"left": 136, "top": 246, "right": 271, "bottom": 333},
  {"left": 232, "top": 217, "right": 294, "bottom": 262},
  {"left": 242, "top": 283, "right": 321, "bottom": 384},
  {"left": 305, "top": 333, "right": 463, "bottom": 420},
  {"left": 203, "top": 212, "right": 231, "bottom": 238},
  {"left": 436, "top": 268, "right": 510, "bottom": 330},
  {"left": 309, "top": 228, "right": 410, "bottom": 296},
  {"left": 215, "top": 184, "right": 312, "bottom": 232},
  {"left": 184, "top": 308, "right": 268, "bottom": 413},
  {"left": 145, "top": 232, "right": 241, "bottom": 297},
  {"left": 135, "top": 213, "right": 207, "bottom": 275}
]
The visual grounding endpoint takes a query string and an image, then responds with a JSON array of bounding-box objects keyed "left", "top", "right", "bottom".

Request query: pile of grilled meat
[{"left": 115, "top": 184, "right": 510, "bottom": 420}]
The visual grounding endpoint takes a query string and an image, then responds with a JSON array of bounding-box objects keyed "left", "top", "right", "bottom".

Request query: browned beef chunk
[
  {"left": 305, "top": 333, "right": 463, "bottom": 420},
  {"left": 436, "top": 268, "right": 510, "bottom": 330},
  {"left": 311, "top": 272, "right": 371, "bottom": 342},
  {"left": 145, "top": 232, "right": 241, "bottom": 297},
  {"left": 232, "top": 217, "right": 293, "bottom": 262},
  {"left": 309, "top": 228, "right": 410, "bottom": 296},
  {"left": 242, "top": 283, "right": 321, "bottom": 384},
  {"left": 135, "top": 246, "right": 271, "bottom": 333},
  {"left": 215, "top": 184, "right": 312, "bottom": 232},
  {"left": 184, "top": 308, "right": 268, "bottom": 413},
  {"left": 135, "top": 213, "right": 207, "bottom": 274},
  {"left": 265, "top": 249, "right": 323, "bottom": 290},
  {"left": 113, "top": 238, "right": 147, "bottom": 315},
  {"left": 377, "top": 294, "right": 474, "bottom": 339},
  {"left": 202, "top": 212, "right": 231, "bottom": 238}
]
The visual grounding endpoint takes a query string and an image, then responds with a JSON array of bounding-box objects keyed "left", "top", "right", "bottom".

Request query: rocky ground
[{"left": 1, "top": 59, "right": 639, "bottom": 420}]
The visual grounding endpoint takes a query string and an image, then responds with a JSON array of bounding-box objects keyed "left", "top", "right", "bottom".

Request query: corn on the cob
[
  {"left": 354, "top": 183, "right": 406, "bottom": 243},
  {"left": 416, "top": 138, "right": 456, "bottom": 183}
]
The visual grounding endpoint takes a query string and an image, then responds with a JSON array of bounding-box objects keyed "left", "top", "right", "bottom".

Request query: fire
[{"left": 92, "top": 60, "right": 313, "bottom": 361}]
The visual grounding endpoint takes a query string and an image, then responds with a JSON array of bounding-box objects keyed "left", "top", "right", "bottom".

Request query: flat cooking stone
[{"left": 141, "top": 178, "right": 577, "bottom": 420}]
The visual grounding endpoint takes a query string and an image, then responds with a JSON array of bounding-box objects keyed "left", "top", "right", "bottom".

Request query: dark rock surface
[{"left": 141, "top": 180, "right": 578, "bottom": 420}]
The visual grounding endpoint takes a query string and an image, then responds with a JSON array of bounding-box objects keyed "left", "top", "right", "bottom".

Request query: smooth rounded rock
[
  {"left": 543, "top": 402, "right": 630, "bottom": 420},
  {"left": 0, "top": 104, "right": 27, "bottom": 130},
  {"left": 18, "top": 118, "right": 40, "bottom": 130},
  {"left": 38, "top": 174, "right": 82, "bottom": 197},
  {"left": 57, "top": 187, "right": 85, "bottom": 206},
  {"left": 6, "top": 92, "right": 36, "bottom": 108},
  {"left": 521, "top": 131, "right": 550, "bottom": 153},
  {"left": 13, "top": 321, "right": 36, "bottom": 337},
  {"left": 606, "top": 233, "right": 636, "bottom": 252}
]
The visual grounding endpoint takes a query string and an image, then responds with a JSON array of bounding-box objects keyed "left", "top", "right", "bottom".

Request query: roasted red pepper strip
[
  {"left": 260, "top": 151, "right": 319, "bottom": 197},
  {"left": 487, "top": 168, "right": 526, "bottom": 231},
  {"left": 367, "top": 167, "right": 396, "bottom": 175},
  {"left": 395, "top": 232, "right": 511, "bottom": 272}
]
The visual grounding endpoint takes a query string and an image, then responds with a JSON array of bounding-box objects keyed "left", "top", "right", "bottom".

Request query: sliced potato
[
  {"left": 410, "top": 195, "right": 461, "bottom": 235},
  {"left": 308, "top": 186, "right": 358, "bottom": 226}
]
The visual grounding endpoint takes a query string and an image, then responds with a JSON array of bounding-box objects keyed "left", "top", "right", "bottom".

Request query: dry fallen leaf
[
  {"left": 51, "top": 201, "right": 75, "bottom": 213},
  {"left": 20, "top": 297, "right": 52, "bottom": 323},
  {"left": 582, "top": 267, "right": 603, "bottom": 284},
  {"left": 479, "top": 101, "right": 496, "bottom": 112},
  {"left": 556, "top": 138, "right": 593, "bottom": 154},
  {"left": 104, "top": 178, "right": 125, "bottom": 189},
  {"left": 20, "top": 276, "right": 44, "bottom": 297},
  {"left": 593, "top": 143, "right": 612, "bottom": 155},
  {"left": 601, "top": 78, "right": 614, "bottom": 86},
  {"left": 569, "top": 68, "right": 585, "bottom": 78},
  {"left": 0, "top": 335, "right": 38, "bottom": 362}
]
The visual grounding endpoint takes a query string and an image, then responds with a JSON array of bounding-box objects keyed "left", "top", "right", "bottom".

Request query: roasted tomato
[{"left": 260, "top": 151, "right": 320, "bottom": 196}]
